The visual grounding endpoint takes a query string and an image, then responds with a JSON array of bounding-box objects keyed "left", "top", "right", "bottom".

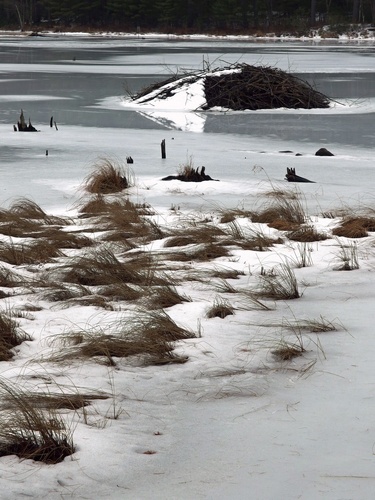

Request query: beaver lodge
[{"left": 130, "top": 63, "right": 330, "bottom": 111}]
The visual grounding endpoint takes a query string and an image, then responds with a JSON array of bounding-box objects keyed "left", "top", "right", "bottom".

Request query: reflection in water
[{"left": 137, "top": 110, "right": 207, "bottom": 132}]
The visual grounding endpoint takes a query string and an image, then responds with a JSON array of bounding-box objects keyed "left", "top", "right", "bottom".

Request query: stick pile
[
  {"left": 203, "top": 63, "right": 330, "bottom": 110},
  {"left": 131, "top": 63, "right": 330, "bottom": 111}
]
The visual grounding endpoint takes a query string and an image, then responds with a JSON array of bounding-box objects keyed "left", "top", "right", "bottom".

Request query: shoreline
[{"left": 0, "top": 28, "right": 375, "bottom": 42}]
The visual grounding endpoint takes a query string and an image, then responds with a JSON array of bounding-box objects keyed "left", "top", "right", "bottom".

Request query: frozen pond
[
  {"left": 1, "top": 35, "right": 375, "bottom": 500},
  {"left": 0, "top": 35, "right": 374, "bottom": 214}
]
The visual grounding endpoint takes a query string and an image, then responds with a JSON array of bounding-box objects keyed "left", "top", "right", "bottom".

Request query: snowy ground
[{"left": 0, "top": 35, "right": 375, "bottom": 500}]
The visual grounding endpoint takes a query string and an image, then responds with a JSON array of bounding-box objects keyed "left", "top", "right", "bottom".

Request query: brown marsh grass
[
  {"left": 288, "top": 242, "right": 313, "bottom": 268},
  {"left": 0, "top": 240, "right": 64, "bottom": 265},
  {"left": 40, "top": 283, "right": 92, "bottom": 303},
  {"left": 206, "top": 297, "right": 235, "bottom": 319},
  {"left": 250, "top": 194, "right": 307, "bottom": 230},
  {"left": 0, "top": 264, "right": 24, "bottom": 287},
  {"left": 97, "top": 283, "right": 142, "bottom": 302},
  {"left": 53, "top": 247, "right": 161, "bottom": 287},
  {"left": 219, "top": 208, "right": 253, "bottom": 224},
  {"left": 334, "top": 239, "right": 359, "bottom": 271},
  {"left": 84, "top": 158, "right": 134, "bottom": 194},
  {"left": 0, "top": 199, "right": 69, "bottom": 237},
  {"left": 282, "top": 316, "right": 339, "bottom": 333},
  {"left": 48, "top": 310, "right": 194, "bottom": 366},
  {"left": 78, "top": 195, "right": 157, "bottom": 243},
  {"left": 257, "top": 263, "right": 300, "bottom": 300},
  {"left": 0, "top": 217, "right": 43, "bottom": 238},
  {"left": 44, "top": 229, "right": 93, "bottom": 249},
  {"left": 0, "top": 312, "right": 31, "bottom": 361},
  {"left": 0, "top": 379, "right": 75, "bottom": 463},
  {"left": 225, "top": 221, "right": 283, "bottom": 250},
  {"left": 164, "top": 223, "right": 226, "bottom": 248},
  {"left": 287, "top": 225, "right": 328, "bottom": 242},
  {"left": 271, "top": 338, "right": 306, "bottom": 361},
  {"left": 9, "top": 198, "right": 68, "bottom": 225},
  {"left": 207, "top": 266, "right": 245, "bottom": 280},
  {"left": 0, "top": 391, "right": 109, "bottom": 411},
  {"left": 144, "top": 285, "right": 191, "bottom": 309},
  {"left": 332, "top": 216, "right": 375, "bottom": 238},
  {"left": 256, "top": 316, "right": 340, "bottom": 334}
]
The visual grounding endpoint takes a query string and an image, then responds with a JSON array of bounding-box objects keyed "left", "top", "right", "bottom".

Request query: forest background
[{"left": 0, "top": 0, "right": 374, "bottom": 36}]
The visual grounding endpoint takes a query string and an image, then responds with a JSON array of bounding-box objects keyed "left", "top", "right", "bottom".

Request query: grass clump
[
  {"left": 164, "top": 224, "right": 225, "bottom": 248},
  {"left": 226, "top": 221, "right": 282, "bottom": 250},
  {"left": 78, "top": 195, "right": 156, "bottom": 244},
  {"left": 54, "top": 247, "right": 160, "bottom": 287},
  {"left": 40, "top": 283, "right": 92, "bottom": 304},
  {"left": 0, "top": 379, "right": 75, "bottom": 463},
  {"left": 0, "top": 241, "right": 63, "bottom": 265},
  {"left": 206, "top": 297, "right": 235, "bottom": 319},
  {"left": 334, "top": 239, "right": 359, "bottom": 271},
  {"left": 0, "top": 199, "right": 69, "bottom": 237},
  {"left": 287, "top": 225, "right": 328, "bottom": 242},
  {"left": 219, "top": 207, "right": 253, "bottom": 224},
  {"left": 84, "top": 158, "right": 133, "bottom": 194},
  {"left": 257, "top": 264, "right": 300, "bottom": 300},
  {"left": 9, "top": 198, "right": 67, "bottom": 226},
  {"left": 271, "top": 339, "right": 306, "bottom": 361},
  {"left": 332, "top": 216, "right": 375, "bottom": 238},
  {"left": 283, "top": 316, "right": 339, "bottom": 333},
  {"left": 144, "top": 285, "right": 191, "bottom": 309},
  {"left": 0, "top": 265, "right": 24, "bottom": 287},
  {"left": 288, "top": 242, "right": 314, "bottom": 268},
  {"left": 0, "top": 312, "right": 31, "bottom": 360},
  {"left": 48, "top": 310, "right": 194, "bottom": 366},
  {"left": 251, "top": 194, "right": 307, "bottom": 230}
]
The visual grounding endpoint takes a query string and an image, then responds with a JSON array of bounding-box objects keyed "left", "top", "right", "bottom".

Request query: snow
[{"left": 1, "top": 35, "right": 375, "bottom": 500}]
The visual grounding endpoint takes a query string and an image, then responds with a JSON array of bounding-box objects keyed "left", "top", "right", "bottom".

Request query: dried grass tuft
[
  {"left": 0, "top": 380, "right": 75, "bottom": 463},
  {"left": 0, "top": 312, "right": 31, "bottom": 360},
  {"left": 332, "top": 217, "right": 375, "bottom": 238},
  {"left": 84, "top": 158, "right": 133, "bottom": 194},
  {"left": 287, "top": 226, "right": 328, "bottom": 242},
  {"left": 9, "top": 198, "right": 67, "bottom": 226},
  {"left": 0, "top": 240, "right": 63, "bottom": 265},
  {"left": 53, "top": 247, "right": 160, "bottom": 287},
  {"left": 251, "top": 194, "right": 306, "bottom": 230},
  {"left": 226, "top": 221, "right": 282, "bottom": 250},
  {"left": 271, "top": 341, "right": 305, "bottom": 361},
  {"left": 144, "top": 285, "right": 191, "bottom": 309},
  {"left": 257, "top": 264, "right": 300, "bottom": 300},
  {"left": 48, "top": 310, "right": 194, "bottom": 366},
  {"left": 206, "top": 297, "right": 235, "bottom": 319}
]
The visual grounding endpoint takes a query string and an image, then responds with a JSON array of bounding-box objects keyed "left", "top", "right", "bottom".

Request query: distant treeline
[{"left": 0, "top": 1, "right": 374, "bottom": 32}]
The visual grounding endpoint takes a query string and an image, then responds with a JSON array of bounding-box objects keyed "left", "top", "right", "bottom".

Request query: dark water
[{"left": 0, "top": 36, "right": 374, "bottom": 147}]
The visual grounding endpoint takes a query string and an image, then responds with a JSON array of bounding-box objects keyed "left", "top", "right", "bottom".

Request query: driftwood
[
  {"left": 131, "top": 63, "right": 330, "bottom": 111},
  {"left": 17, "top": 110, "right": 38, "bottom": 132},
  {"left": 162, "top": 166, "right": 217, "bottom": 182},
  {"left": 285, "top": 167, "right": 314, "bottom": 183}
]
